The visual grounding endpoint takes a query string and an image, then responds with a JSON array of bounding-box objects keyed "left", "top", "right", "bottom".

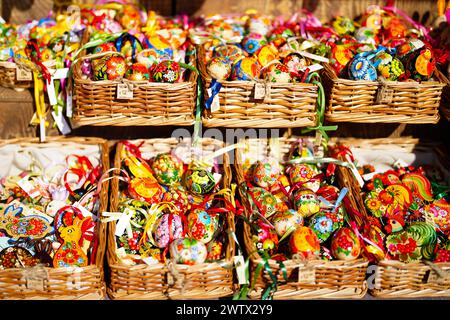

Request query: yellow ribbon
[
  {"left": 142, "top": 10, "right": 158, "bottom": 37},
  {"left": 140, "top": 202, "right": 179, "bottom": 248}
]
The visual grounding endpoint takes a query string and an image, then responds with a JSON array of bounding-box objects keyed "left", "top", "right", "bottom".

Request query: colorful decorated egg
[
  {"left": 396, "top": 38, "right": 425, "bottom": 63},
  {"left": 249, "top": 187, "right": 278, "bottom": 218},
  {"left": 92, "top": 55, "right": 127, "bottom": 81},
  {"left": 187, "top": 209, "right": 219, "bottom": 243},
  {"left": 169, "top": 238, "right": 207, "bottom": 265},
  {"left": 207, "top": 57, "right": 232, "bottom": 81},
  {"left": 242, "top": 33, "right": 267, "bottom": 55},
  {"left": 331, "top": 227, "right": 361, "bottom": 261},
  {"left": 151, "top": 153, "right": 184, "bottom": 186},
  {"left": 293, "top": 188, "right": 320, "bottom": 218},
  {"left": 137, "top": 48, "right": 166, "bottom": 68},
  {"left": 425, "top": 199, "right": 450, "bottom": 235},
  {"left": 93, "top": 42, "right": 117, "bottom": 54},
  {"left": 248, "top": 18, "right": 270, "bottom": 36},
  {"left": 150, "top": 60, "right": 181, "bottom": 83},
  {"left": 289, "top": 164, "right": 321, "bottom": 192},
  {"left": 146, "top": 34, "right": 173, "bottom": 58},
  {"left": 332, "top": 16, "right": 355, "bottom": 35},
  {"left": 374, "top": 52, "right": 405, "bottom": 81},
  {"left": 153, "top": 213, "right": 184, "bottom": 248},
  {"left": 404, "top": 47, "right": 436, "bottom": 81},
  {"left": 355, "top": 27, "right": 377, "bottom": 46},
  {"left": 213, "top": 44, "right": 244, "bottom": 63},
  {"left": 255, "top": 44, "right": 278, "bottom": 67},
  {"left": 162, "top": 184, "right": 190, "bottom": 213},
  {"left": 348, "top": 54, "right": 377, "bottom": 81},
  {"left": 206, "top": 239, "right": 223, "bottom": 261},
  {"left": 265, "top": 63, "right": 291, "bottom": 83},
  {"left": 283, "top": 53, "right": 308, "bottom": 78},
  {"left": 184, "top": 168, "right": 216, "bottom": 195},
  {"left": 253, "top": 221, "right": 279, "bottom": 254},
  {"left": 308, "top": 210, "right": 344, "bottom": 242},
  {"left": 128, "top": 177, "right": 163, "bottom": 203},
  {"left": 289, "top": 226, "right": 320, "bottom": 258},
  {"left": 252, "top": 161, "right": 280, "bottom": 189},
  {"left": 330, "top": 43, "right": 355, "bottom": 77},
  {"left": 125, "top": 62, "right": 150, "bottom": 81},
  {"left": 231, "top": 57, "right": 261, "bottom": 81},
  {"left": 271, "top": 209, "right": 303, "bottom": 237}
]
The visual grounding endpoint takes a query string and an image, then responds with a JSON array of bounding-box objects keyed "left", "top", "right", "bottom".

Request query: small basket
[
  {"left": 235, "top": 137, "right": 369, "bottom": 300},
  {"left": 330, "top": 137, "right": 450, "bottom": 298},
  {"left": 106, "top": 138, "right": 236, "bottom": 300},
  {"left": 71, "top": 31, "right": 197, "bottom": 127},
  {"left": 0, "top": 62, "right": 33, "bottom": 91},
  {"left": 440, "top": 71, "right": 450, "bottom": 122},
  {"left": 323, "top": 63, "right": 446, "bottom": 124},
  {"left": 198, "top": 46, "right": 318, "bottom": 128},
  {"left": 0, "top": 137, "right": 110, "bottom": 300}
]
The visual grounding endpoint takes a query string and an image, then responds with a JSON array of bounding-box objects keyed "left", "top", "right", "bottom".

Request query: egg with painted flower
[
  {"left": 253, "top": 221, "right": 279, "bottom": 255},
  {"left": 206, "top": 239, "right": 223, "bottom": 261},
  {"left": 308, "top": 210, "right": 344, "bottom": 243},
  {"left": 289, "top": 164, "right": 321, "bottom": 192},
  {"left": 283, "top": 53, "right": 308, "bottom": 78},
  {"left": 293, "top": 188, "right": 320, "bottom": 218},
  {"left": 289, "top": 226, "right": 321, "bottom": 258},
  {"left": 92, "top": 42, "right": 117, "bottom": 54},
  {"left": 125, "top": 62, "right": 150, "bottom": 81},
  {"left": 213, "top": 44, "right": 244, "bottom": 64},
  {"left": 255, "top": 44, "right": 278, "bottom": 68},
  {"left": 207, "top": 57, "right": 232, "bottom": 81},
  {"left": 146, "top": 34, "right": 173, "bottom": 58},
  {"left": 92, "top": 55, "right": 127, "bottom": 81},
  {"left": 331, "top": 227, "right": 361, "bottom": 261},
  {"left": 162, "top": 184, "right": 190, "bottom": 213},
  {"left": 374, "top": 51, "right": 405, "bottom": 81},
  {"left": 348, "top": 54, "right": 377, "bottom": 81},
  {"left": 265, "top": 63, "right": 292, "bottom": 83},
  {"left": 187, "top": 209, "right": 219, "bottom": 243},
  {"left": 231, "top": 57, "right": 261, "bottom": 81},
  {"left": 271, "top": 209, "right": 303, "bottom": 238},
  {"left": 252, "top": 160, "right": 280, "bottom": 189},
  {"left": 242, "top": 33, "right": 267, "bottom": 55},
  {"left": 249, "top": 187, "right": 278, "bottom": 218},
  {"left": 169, "top": 238, "right": 207, "bottom": 265},
  {"left": 150, "top": 60, "right": 181, "bottom": 83},
  {"left": 151, "top": 153, "right": 184, "bottom": 186},
  {"left": 405, "top": 47, "right": 436, "bottom": 81},
  {"left": 152, "top": 213, "right": 184, "bottom": 248},
  {"left": 184, "top": 168, "right": 216, "bottom": 195}
]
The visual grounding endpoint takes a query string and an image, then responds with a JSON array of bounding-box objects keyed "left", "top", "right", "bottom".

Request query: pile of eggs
[
  {"left": 116, "top": 142, "right": 227, "bottom": 266},
  {"left": 244, "top": 140, "right": 362, "bottom": 262}
]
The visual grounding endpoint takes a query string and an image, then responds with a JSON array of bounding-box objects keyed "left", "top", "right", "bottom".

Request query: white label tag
[
  {"left": 207, "top": 88, "right": 220, "bottom": 112},
  {"left": 52, "top": 68, "right": 69, "bottom": 80},
  {"left": 254, "top": 83, "right": 266, "bottom": 99},
  {"left": 300, "top": 63, "right": 323, "bottom": 73},
  {"left": 142, "top": 256, "right": 159, "bottom": 266},
  {"left": 115, "top": 213, "right": 131, "bottom": 237},
  {"left": 16, "top": 66, "right": 32, "bottom": 81},
  {"left": 213, "top": 173, "right": 222, "bottom": 185},
  {"left": 298, "top": 267, "right": 316, "bottom": 284},
  {"left": 296, "top": 50, "right": 330, "bottom": 63},
  {"left": 73, "top": 202, "right": 94, "bottom": 219},
  {"left": 47, "top": 78, "right": 57, "bottom": 106},
  {"left": 39, "top": 118, "right": 46, "bottom": 142},
  {"left": 117, "top": 84, "right": 133, "bottom": 99},
  {"left": 393, "top": 158, "right": 409, "bottom": 169},
  {"left": 17, "top": 178, "right": 41, "bottom": 199},
  {"left": 233, "top": 255, "right": 248, "bottom": 285},
  {"left": 51, "top": 111, "right": 71, "bottom": 135},
  {"left": 66, "top": 91, "right": 73, "bottom": 118}
]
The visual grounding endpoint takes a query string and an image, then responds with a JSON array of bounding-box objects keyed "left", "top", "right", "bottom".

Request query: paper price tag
[
  {"left": 300, "top": 64, "right": 323, "bottom": 73},
  {"left": 39, "top": 118, "right": 46, "bottom": 142},
  {"left": 16, "top": 67, "right": 32, "bottom": 81},
  {"left": 52, "top": 68, "right": 69, "bottom": 80},
  {"left": 393, "top": 158, "right": 409, "bottom": 169},
  {"left": 17, "top": 178, "right": 41, "bottom": 199},
  {"left": 233, "top": 255, "right": 248, "bottom": 285},
  {"left": 117, "top": 84, "right": 134, "bottom": 99},
  {"left": 254, "top": 83, "right": 266, "bottom": 99},
  {"left": 115, "top": 213, "right": 131, "bottom": 237},
  {"left": 51, "top": 111, "right": 71, "bottom": 135},
  {"left": 298, "top": 267, "right": 316, "bottom": 284},
  {"left": 142, "top": 256, "right": 159, "bottom": 266},
  {"left": 376, "top": 86, "right": 394, "bottom": 104},
  {"left": 207, "top": 88, "right": 220, "bottom": 112},
  {"left": 66, "top": 91, "right": 73, "bottom": 118},
  {"left": 47, "top": 78, "right": 57, "bottom": 106}
]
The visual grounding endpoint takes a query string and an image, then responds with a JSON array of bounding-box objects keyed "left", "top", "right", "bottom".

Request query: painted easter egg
[
  {"left": 230, "top": 57, "right": 261, "bottom": 81},
  {"left": 151, "top": 153, "right": 184, "bottom": 186},
  {"left": 92, "top": 55, "right": 127, "bottom": 81},
  {"left": 308, "top": 210, "right": 344, "bottom": 243},
  {"left": 92, "top": 42, "right": 117, "bottom": 54},
  {"left": 424, "top": 202, "right": 450, "bottom": 235},
  {"left": 289, "top": 226, "right": 321, "bottom": 259},
  {"left": 157, "top": 28, "right": 187, "bottom": 50},
  {"left": 242, "top": 33, "right": 267, "bottom": 55},
  {"left": 332, "top": 16, "right": 356, "bottom": 35},
  {"left": 330, "top": 44, "right": 355, "bottom": 77},
  {"left": 283, "top": 53, "right": 308, "bottom": 78},
  {"left": 331, "top": 227, "right": 361, "bottom": 261},
  {"left": 187, "top": 209, "right": 219, "bottom": 243},
  {"left": 184, "top": 168, "right": 216, "bottom": 195},
  {"left": 289, "top": 163, "right": 321, "bottom": 192},
  {"left": 271, "top": 209, "right": 303, "bottom": 238},
  {"left": 128, "top": 177, "right": 163, "bottom": 203},
  {"left": 293, "top": 188, "right": 320, "bottom": 218},
  {"left": 162, "top": 184, "right": 190, "bottom": 213},
  {"left": 374, "top": 52, "right": 405, "bottom": 81},
  {"left": 396, "top": 38, "right": 425, "bottom": 64},
  {"left": 150, "top": 60, "right": 181, "bottom": 83},
  {"left": 348, "top": 54, "right": 377, "bottom": 81},
  {"left": 252, "top": 161, "right": 281, "bottom": 189},
  {"left": 169, "top": 238, "right": 207, "bottom": 265},
  {"left": 248, "top": 18, "right": 270, "bottom": 36},
  {"left": 316, "top": 185, "right": 340, "bottom": 202},
  {"left": 153, "top": 213, "right": 184, "bottom": 248},
  {"left": 265, "top": 63, "right": 291, "bottom": 83},
  {"left": 206, "top": 239, "right": 223, "bottom": 261},
  {"left": 249, "top": 187, "right": 278, "bottom": 218},
  {"left": 146, "top": 34, "right": 174, "bottom": 58},
  {"left": 253, "top": 221, "right": 279, "bottom": 254},
  {"left": 213, "top": 44, "right": 244, "bottom": 64},
  {"left": 125, "top": 62, "right": 150, "bottom": 81},
  {"left": 207, "top": 57, "right": 232, "bottom": 81},
  {"left": 355, "top": 27, "right": 377, "bottom": 46},
  {"left": 255, "top": 44, "right": 278, "bottom": 67},
  {"left": 405, "top": 47, "right": 436, "bottom": 81},
  {"left": 137, "top": 48, "right": 167, "bottom": 68}
]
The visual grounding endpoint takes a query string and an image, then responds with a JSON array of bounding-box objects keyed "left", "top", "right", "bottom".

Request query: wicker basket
[
  {"left": 440, "top": 71, "right": 450, "bottom": 122},
  {"left": 71, "top": 30, "right": 197, "bottom": 127},
  {"left": 330, "top": 137, "right": 450, "bottom": 298},
  {"left": 0, "top": 136, "right": 110, "bottom": 300},
  {"left": 0, "top": 62, "right": 33, "bottom": 91},
  {"left": 198, "top": 46, "right": 318, "bottom": 128},
  {"left": 107, "top": 137, "right": 236, "bottom": 299},
  {"left": 235, "top": 137, "right": 369, "bottom": 299},
  {"left": 323, "top": 63, "right": 446, "bottom": 124}
]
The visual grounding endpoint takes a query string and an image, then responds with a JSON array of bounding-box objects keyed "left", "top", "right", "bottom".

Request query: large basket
[
  {"left": 71, "top": 30, "right": 197, "bottom": 127},
  {"left": 107, "top": 137, "right": 236, "bottom": 299},
  {"left": 0, "top": 136, "right": 110, "bottom": 300},
  {"left": 235, "top": 137, "right": 369, "bottom": 299},
  {"left": 323, "top": 63, "right": 446, "bottom": 124},
  {"left": 198, "top": 46, "right": 318, "bottom": 128},
  {"left": 0, "top": 62, "right": 33, "bottom": 91},
  {"left": 330, "top": 137, "right": 450, "bottom": 298}
]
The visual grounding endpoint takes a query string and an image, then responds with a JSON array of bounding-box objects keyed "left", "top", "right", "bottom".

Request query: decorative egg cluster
[
  {"left": 115, "top": 141, "right": 230, "bottom": 266},
  {"left": 243, "top": 139, "right": 362, "bottom": 262}
]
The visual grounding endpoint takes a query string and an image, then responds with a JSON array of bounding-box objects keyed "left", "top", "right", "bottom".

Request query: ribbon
[
  {"left": 205, "top": 79, "right": 222, "bottom": 110},
  {"left": 115, "top": 32, "right": 141, "bottom": 62},
  {"left": 25, "top": 40, "right": 51, "bottom": 84}
]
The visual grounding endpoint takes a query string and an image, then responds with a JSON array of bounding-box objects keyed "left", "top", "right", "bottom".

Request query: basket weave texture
[{"left": 0, "top": 62, "right": 33, "bottom": 91}]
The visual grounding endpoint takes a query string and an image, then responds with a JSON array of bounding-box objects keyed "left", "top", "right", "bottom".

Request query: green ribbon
[
  {"left": 301, "top": 72, "right": 337, "bottom": 142},
  {"left": 192, "top": 71, "right": 203, "bottom": 149}
]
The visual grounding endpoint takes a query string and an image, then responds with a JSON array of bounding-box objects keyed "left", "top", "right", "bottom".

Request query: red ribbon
[{"left": 25, "top": 40, "right": 52, "bottom": 84}]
